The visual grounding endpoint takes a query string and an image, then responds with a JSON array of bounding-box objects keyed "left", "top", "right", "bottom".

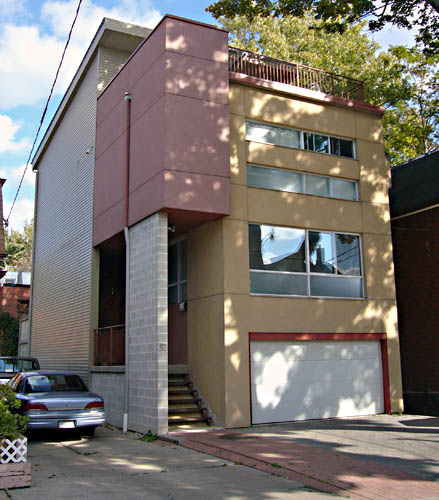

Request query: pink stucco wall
[{"left": 93, "top": 15, "right": 230, "bottom": 246}]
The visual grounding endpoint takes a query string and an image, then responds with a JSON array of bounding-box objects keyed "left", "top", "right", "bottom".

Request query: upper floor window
[
  {"left": 246, "top": 120, "right": 355, "bottom": 159},
  {"left": 168, "top": 239, "right": 187, "bottom": 305},
  {"left": 247, "top": 164, "right": 358, "bottom": 201},
  {"left": 249, "top": 224, "right": 364, "bottom": 299}
]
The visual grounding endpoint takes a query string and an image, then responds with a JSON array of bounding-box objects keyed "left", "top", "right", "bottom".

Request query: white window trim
[
  {"left": 249, "top": 224, "right": 365, "bottom": 299},
  {"left": 247, "top": 164, "right": 359, "bottom": 201},
  {"left": 246, "top": 120, "right": 356, "bottom": 159}
]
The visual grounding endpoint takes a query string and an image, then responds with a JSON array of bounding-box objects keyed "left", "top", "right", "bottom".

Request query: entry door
[{"left": 168, "top": 239, "right": 187, "bottom": 365}]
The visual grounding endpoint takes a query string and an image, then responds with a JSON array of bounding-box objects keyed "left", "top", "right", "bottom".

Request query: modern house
[
  {"left": 30, "top": 14, "right": 403, "bottom": 434},
  {"left": 389, "top": 150, "right": 439, "bottom": 416}
]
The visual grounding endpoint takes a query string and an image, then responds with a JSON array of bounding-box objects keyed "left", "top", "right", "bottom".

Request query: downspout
[{"left": 123, "top": 91, "right": 131, "bottom": 434}]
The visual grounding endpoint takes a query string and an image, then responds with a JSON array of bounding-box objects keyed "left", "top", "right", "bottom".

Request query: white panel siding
[
  {"left": 251, "top": 340, "right": 384, "bottom": 424},
  {"left": 30, "top": 56, "right": 99, "bottom": 381},
  {"left": 97, "top": 45, "right": 131, "bottom": 94}
]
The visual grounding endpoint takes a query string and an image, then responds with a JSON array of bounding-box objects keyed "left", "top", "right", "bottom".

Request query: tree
[
  {"left": 220, "top": 16, "right": 439, "bottom": 165},
  {"left": 0, "top": 312, "right": 19, "bottom": 356},
  {"left": 5, "top": 220, "right": 33, "bottom": 271},
  {"left": 384, "top": 46, "right": 439, "bottom": 164},
  {"left": 207, "top": 0, "right": 439, "bottom": 55}
]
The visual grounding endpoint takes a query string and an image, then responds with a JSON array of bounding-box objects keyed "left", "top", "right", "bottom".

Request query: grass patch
[{"left": 140, "top": 430, "right": 158, "bottom": 442}]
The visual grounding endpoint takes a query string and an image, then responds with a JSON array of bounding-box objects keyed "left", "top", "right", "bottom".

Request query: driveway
[
  {"left": 175, "top": 414, "right": 439, "bottom": 500},
  {"left": 2, "top": 427, "right": 343, "bottom": 500}
]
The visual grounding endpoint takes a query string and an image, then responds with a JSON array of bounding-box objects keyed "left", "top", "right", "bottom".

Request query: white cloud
[
  {"left": 0, "top": 0, "right": 161, "bottom": 110},
  {"left": 3, "top": 198, "right": 34, "bottom": 232},
  {"left": 0, "top": 114, "right": 30, "bottom": 153},
  {"left": 0, "top": 163, "right": 36, "bottom": 188},
  {"left": 0, "top": 0, "right": 27, "bottom": 19}
]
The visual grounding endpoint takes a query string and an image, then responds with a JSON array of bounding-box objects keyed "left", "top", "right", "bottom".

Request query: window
[
  {"left": 249, "top": 224, "right": 363, "bottom": 298},
  {"left": 247, "top": 165, "right": 358, "bottom": 201},
  {"left": 246, "top": 120, "right": 355, "bottom": 159},
  {"left": 168, "top": 239, "right": 187, "bottom": 304}
]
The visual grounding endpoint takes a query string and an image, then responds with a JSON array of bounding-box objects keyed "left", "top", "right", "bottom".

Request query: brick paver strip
[{"left": 177, "top": 430, "right": 439, "bottom": 500}]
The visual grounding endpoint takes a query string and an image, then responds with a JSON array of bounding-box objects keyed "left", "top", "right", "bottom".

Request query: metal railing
[
  {"left": 229, "top": 47, "right": 365, "bottom": 102},
  {"left": 94, "top": 324, "right": 125, "bottom": 366}
]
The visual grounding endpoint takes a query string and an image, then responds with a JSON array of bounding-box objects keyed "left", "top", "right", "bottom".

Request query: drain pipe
[{"left": 123, "top": 91, "right": 131, "bottom": 434}]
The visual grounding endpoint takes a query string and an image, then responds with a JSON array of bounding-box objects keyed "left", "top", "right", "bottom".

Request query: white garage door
[{"left": 251, "top": 340, "right": 384, "bottom": 424}]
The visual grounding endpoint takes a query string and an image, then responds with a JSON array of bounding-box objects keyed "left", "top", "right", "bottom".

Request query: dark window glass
[
  {"left": 250, "top": 272, "right": 308, "bottom": 295},
  {"left": 168, "top": 244, "right": 178, "bottom": 285},
  {"left": 335, "top": 234, "right": 361, "bottom": 276},
  {"left": 309, "top": 232, "right": 335, "bottom": 274},
  {"left": 330, "top": 137, "right": 354, "bottom": 158},
  {"left": 25, "top": 374, "right": 87, "bottom": 393},
  {"left": 314, "top": 134, "right": 329, "bottom": 153},
  {"left": 249, "top": 224, "right": 306, "bottom": 273},
  {"left": 304, "top": 132, "right": 314, "bottom": 151},
  {"left": 310, "top": 276, "right": 363, "bottom": 297}
]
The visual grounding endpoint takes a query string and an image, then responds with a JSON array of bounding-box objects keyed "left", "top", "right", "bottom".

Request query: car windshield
[
  {"left": 24, "top": 374, "right": 87, "bottom": 393},
  {"left": 0, "top": 359, "right": 38, "bottom": 373}
]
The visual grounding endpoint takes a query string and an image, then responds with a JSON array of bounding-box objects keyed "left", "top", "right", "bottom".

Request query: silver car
[{"left": 8, "top": 370, "right": 106, "bottom": 435}]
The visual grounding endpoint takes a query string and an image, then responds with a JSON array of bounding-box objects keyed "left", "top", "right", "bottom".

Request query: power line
[{"left": 5, "top": 0, "right": 83, "bottom": 228}]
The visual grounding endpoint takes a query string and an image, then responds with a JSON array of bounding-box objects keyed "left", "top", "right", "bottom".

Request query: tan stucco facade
[{"left": 187, "top": 82, "right": 403, "bottom": 428}]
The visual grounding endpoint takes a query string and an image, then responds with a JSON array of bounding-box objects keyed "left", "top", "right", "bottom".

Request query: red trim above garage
[{"left": 249, "top": 332, "right": 387, "bottom": 341}]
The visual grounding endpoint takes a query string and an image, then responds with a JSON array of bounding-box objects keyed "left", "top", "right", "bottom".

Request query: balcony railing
[
  {"left": 229, "top": 47, "right": 365, "bottom": 103},
  {"left": 94, "top": 324, "right": 125, "bottom": 366}
]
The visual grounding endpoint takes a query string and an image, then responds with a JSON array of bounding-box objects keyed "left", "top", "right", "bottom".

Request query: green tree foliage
[
  {"left": 220, "top": 15, "right": 439, "bottom": 165},
  {"left": 0, "top": 384, "right": 28, "bottom": 441},
  {"left": 5, "top": 220, "right": 33, "bottom": 271},
  {"left": 383, "top": 47, "right": 439, "bottom": 164},
  {"left": 0, "top": 312, "right": 19, "bottom": 356},
  {"left": 207, "top": 0, "right": 439, "bottom": 55}
]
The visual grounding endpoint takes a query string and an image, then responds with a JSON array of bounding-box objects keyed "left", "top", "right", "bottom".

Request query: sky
[{"left": 0, "top": 0, "right": 416, "bottom": 233}]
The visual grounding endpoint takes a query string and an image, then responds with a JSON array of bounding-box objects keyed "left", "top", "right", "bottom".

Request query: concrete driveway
[
  {"left": 2, "top": 427, "right": 343, "bottom": 500},
  {"left": 176, "top": 414, "right": 439, "bottom": 500}
]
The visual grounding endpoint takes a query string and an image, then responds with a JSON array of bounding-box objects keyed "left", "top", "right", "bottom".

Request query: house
[
  {"left": 30, "top": 14, "right": 403, "bottom": 434},
  {"left": 389, "top": 150, "right": 439, "bottom": 416}
]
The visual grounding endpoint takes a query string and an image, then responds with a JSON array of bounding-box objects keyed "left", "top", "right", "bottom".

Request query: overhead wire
[{"left": 5, "top": 0, "right": 83, "bottom": 227}]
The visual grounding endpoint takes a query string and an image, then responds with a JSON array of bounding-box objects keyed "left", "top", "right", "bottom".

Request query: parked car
[
  {"left": 7, "top": 370, "right": 106, "bottom": 435},
  {"left": 0, "top": 357, "right": 40, "bottom": 384}
]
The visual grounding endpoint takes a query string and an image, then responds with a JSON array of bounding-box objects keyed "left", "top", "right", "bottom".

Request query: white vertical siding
[{"left": 30, "top": 56, "right": 99, "bottom": 381}]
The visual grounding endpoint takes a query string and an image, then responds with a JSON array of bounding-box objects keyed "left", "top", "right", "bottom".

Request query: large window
[
  {"left": 247, "top": 164, "right": 358, "bottom": 201},
  {"left": 246, "top": 120, "right": 355, "bottom": 159},
  {"left": 249, "top": 224, "right": 363, "bottom": 298},
  {"left": 168, "top": 239, "right": 187, "bottom": 304}
]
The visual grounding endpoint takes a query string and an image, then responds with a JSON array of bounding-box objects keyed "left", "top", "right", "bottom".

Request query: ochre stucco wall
[{"left": 222, "top": 83, "right": 403, "bottom": 427}]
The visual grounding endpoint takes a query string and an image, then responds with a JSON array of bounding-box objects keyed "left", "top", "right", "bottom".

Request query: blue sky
[{"left": 0, "top": 0, "right": 415, "bottom": 232}]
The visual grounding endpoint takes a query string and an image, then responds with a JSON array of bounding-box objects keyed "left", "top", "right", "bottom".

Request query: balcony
[
  {"left": 228, "top": 47, "right": 365, "bottom": 103},
  {"left": 94, "top": 324, "right": 125, "bottom": 366}
]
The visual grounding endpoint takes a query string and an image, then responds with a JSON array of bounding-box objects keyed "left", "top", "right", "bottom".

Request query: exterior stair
[{"left": 168, "top": 372, "right": 212, "bottom": 429}]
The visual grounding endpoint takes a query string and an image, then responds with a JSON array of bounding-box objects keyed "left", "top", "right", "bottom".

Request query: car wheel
[{"left": 81, "top": 426, "right": 96, "bottom": 436}]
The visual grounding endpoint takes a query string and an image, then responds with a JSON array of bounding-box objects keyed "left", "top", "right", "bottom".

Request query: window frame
[
  {"left": 247, "top": 164, "right": 359, "bottom": 201},
  {"left": 246, "top": 120, "right": 356, "bottom": 159},
  {"left": 249, "top": 224, "right": 365, "bottom": 299},
  {"left": 168, "top": 238, "right": 187, "bottom": 305}
]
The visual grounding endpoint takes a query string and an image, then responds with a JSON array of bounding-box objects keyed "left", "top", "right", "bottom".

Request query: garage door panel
[{"left": 251, "top": 340, "right": 384, "bottom": 424}]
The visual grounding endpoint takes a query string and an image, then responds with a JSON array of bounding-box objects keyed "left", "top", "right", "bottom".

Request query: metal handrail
[{"left": 228, "top": 47, "right": 365, "bottom": 102}]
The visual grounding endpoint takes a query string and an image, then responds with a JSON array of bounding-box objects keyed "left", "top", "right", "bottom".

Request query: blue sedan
[{"left": 8, "top": 370, "right": 106, "bottom": 436}]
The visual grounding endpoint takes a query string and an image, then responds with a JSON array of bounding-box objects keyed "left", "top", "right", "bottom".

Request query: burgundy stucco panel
[
  {"left": 93, "top": 15, "right": 230, "bottom": 247},
  {"left": 164, "top": 17, "right": 228, "bottom": 63}
]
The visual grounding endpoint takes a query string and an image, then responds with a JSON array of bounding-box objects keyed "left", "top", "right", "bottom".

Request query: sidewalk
[
  {"left": 174, "top": 415, "right": 439, "bottom": 500},
  {"left": 2, "top": 427, "right": 345, "bottom": 500}
]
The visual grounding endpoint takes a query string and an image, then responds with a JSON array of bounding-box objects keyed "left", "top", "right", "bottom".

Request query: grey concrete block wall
[
  {"left": 91, "top": 370, "right": 125, "bottom": 427},
  {"left": 127, "top": 212, "right": 168, "bottom": 434}
]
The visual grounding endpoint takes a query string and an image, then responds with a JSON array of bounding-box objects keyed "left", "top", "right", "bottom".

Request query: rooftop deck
[{"left": 229, "top": 47, "right": 365, "bottom": 103}]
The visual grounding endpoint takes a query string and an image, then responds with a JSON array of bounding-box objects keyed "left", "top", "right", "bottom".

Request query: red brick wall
[
  {"left": 0, "top": 286, "right": 30, "bottom": 319},
  {"left": 391, "top": 206, "right": 439, "bottom": 393}
]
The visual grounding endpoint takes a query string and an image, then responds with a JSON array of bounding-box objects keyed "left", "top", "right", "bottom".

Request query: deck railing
[
  {"left": 229, "top": 47, "right": 365, "bottom": 102},
  {"left": 94, "top": 324, "right": 125, "bottom": 366}
]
